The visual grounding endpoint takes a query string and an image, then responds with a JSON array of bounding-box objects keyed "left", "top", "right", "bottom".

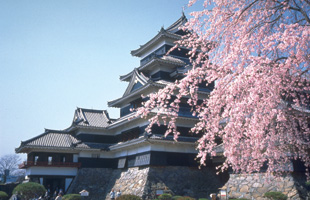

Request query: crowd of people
[
  {"left": 110, "top": 189, "right": 122, "bottom": 200},
  {"left": 39, "top": 185, "right": 63, "bottom": 200}
]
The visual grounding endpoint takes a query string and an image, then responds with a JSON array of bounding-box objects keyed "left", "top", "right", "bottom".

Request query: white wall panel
[{"left": 26, "top": 167, "right": 78, "bottom": 176}]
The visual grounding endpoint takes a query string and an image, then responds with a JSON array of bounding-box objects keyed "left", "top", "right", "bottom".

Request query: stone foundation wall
[
  {"left": 222, "top": 173, "right": 309, "bottom": 200},
  {"left": 144, "top": 166, "right": 228, "bottom": 199},
  {"left": 105, "top": 167, "right": 149, "bottom": 199},
  {"left": 67, "top": 166, "right": 228, "bottom": 200},
  {"left": 67, "top": 168, "right": 116, "bottom": 200},
  {"left": 67, "top": 168, "right": 309, "bottom": 200}
]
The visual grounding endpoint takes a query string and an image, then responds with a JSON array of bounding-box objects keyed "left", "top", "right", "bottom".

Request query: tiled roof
[
  {"left": 121, "top": 69, "right": 150, "bottom": 98},
  {"left": 27, "top": 131, "right": 79, "bottom": 147},
  {"left": 131, "top": 14, "right": 187, "bottom": 57},
  {"left": 108, "top": 83, "right": 153, "bottom": 108},
  {"left": 166, "top": 12, "right": 187, "bottom": 33},
  {"left": 16, "top": 129, "right": 115, "bottom": 152},
  {"left": 149, "top": 134, "right": 198, "bottom": 143},
  {"left": 131, "top": 29, "right": 181, "bottom": 57},
  {"left": 161, "top": 55, "right": 187, "bottom": 64},
  {"left": 106, "top": 112, "right": 138, "bottom": 128},
  {"left": 120, "top": 56, "right": 187, "bottom": 82},
  {"left": 75, "top": 142, "right": 111, "bottom": 150},
  {"left": 16, "top": 130, "right": 80, "bottom": 152},
  {"left": 73, "top": 108, "right": 112, "bottom": 128}
]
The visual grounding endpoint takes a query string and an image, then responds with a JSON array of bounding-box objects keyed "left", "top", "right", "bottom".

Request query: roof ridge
[
  {"left": 76, "top": 107, "right": 107, "bottom": 113},
  {"left": 78, "top": 108, "right": 88, "bottom": 124},
  {"left": 44, "top": 128, "right": 69, "bottom": 133},
  {"left": 166, "top": 13, "right": 187, "bottom": 33}
]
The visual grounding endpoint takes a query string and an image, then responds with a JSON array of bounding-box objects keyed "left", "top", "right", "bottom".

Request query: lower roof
[{"left": 15, "top": 128, "right": 199, "bottom": 154}]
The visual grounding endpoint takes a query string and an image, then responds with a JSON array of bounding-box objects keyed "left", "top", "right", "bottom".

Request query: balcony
[{"left": 19, "top": 161, "right": 81, "bottom": 169}]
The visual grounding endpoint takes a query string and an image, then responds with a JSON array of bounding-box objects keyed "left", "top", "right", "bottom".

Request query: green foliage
[
  {"left": 172, "top": 196, "right": 183, "bottom": 200},
  {"left": 198, "top": 199, "right": 209, "bottom": 200},
  {"left": 0, "top": 191, "right": 8, "bottom": 200},
  {"left": 116, "top": 194, "right": 142, "bottom": 200},
  {"left": 264, "top": 191, "right": 287, "bottom": 200},
  {"left": 182, "top": 197, "right": 195, "bottom": 200},
  {"left": 13, "top": 182, "right": 46, "bottom": 200},
  {"left": 63, "top": 194, "right": 82, "bottom": 200},
  {"left": 306, "top": 181, "right": 310, "bottom": 186},
  {"left": 158, "top": 193, "right": 172, "bottom": 200},
  {"left": 229, "top": 199, "right": 249, "bottom": 200},
  {"left": 173, "top": 196, "right": 195, "bottom": 200}
]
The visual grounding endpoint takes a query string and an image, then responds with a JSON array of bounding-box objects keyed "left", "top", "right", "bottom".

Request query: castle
[{"left": 16, "top": 14, "right": 308, "bottom": 200}]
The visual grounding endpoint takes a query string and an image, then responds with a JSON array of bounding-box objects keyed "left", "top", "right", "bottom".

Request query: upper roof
[
  {"left": 166, "top": 12, "right": 187, "bottom": 33},
  {"left": 131, "top": 14, "right": 187, "bottom": 57},
  {"left": 121, "top": 68, "right": 149, "bottom": 97},
  {"left": 120, "top": 55, "right": 188, "bottom": 82},
  {"left": 108, "top": 69, "right": 171, "bottom": 108},
  {"left": 72, "top": 107, "right": 113, "bottom": 128}
]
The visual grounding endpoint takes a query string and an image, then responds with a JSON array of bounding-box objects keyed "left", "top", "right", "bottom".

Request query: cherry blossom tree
[
  {"left": 0, "top": 154, "right": 24, "bottom": 183},
  {"left": 137, "top": 0, "right": 310, "bottom": 175}
]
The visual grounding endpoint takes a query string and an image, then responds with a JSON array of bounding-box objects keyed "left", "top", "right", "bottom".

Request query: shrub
[
  {"left": 117, "top": 194, "right": 142, "bottom": 200},
  {"left": 181, "top": 197, "right": 195, "bottom": 200},
  {"left": 306, "top": 181, "right": 310, "bottom": 187},
  {"left": 198, "top": 199, "right": 208, "bottom": 200},
  {"left": 264, "top": 191, "right": 287, "bottom": 200},
  {"left": 158, "top": 193, "right": 172, "bottom": 200},
  {"left": 12, "top": 182, "right": 46, "bottom": 200},
  {"left": 0, "top": 191, "right": 8, "bottom": 200},
  {"left": 63, "top": 194, "right": 82, "bottom": 200},
  {"left": 172, "top": 196, "right": 184, "bottom": 200},
  {"left": 229, "top": 198, "right": 249, "bottom": 200}
]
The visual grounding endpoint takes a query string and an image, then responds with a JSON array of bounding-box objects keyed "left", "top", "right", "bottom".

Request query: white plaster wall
[
  {"left": 26, "top": 167, "right": 78, "bottom": 176},
  {"left": 79, "top": 152, "right": 93, "bottom": 157},
  {"left": 113, "top": 142, "right": 197, "bottom": 158}
]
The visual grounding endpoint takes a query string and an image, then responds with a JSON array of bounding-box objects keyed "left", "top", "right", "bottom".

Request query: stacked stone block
[{"left": 222, "top": 173, "right": 307, "bottom": 200}]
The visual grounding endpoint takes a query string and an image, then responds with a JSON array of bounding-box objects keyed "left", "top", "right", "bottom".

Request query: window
[
  {"left": 91, "top": 154, "right": 100, "bottom": 158},
  {"left": 118, "top": 158, "right": 126, "bottom": 168},
  {"left": 48, "top": 156, "right": 53, "bottom": 165},
  {"left": 61, "top": 156, "right": 66, "bottom": 163},
  {"left": 34, "top": 156, "right": 39, "bottom": 165}
]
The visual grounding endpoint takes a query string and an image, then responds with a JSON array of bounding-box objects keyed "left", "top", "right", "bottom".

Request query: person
[
  {"left": 53, "top": 191, "right": 57, "bottom": 199},
  {"left": 110, "top": 189, "right": 115, "bottom": 200},
  {"left": 15, "top": 194, "right": 21, "bottom": 200},
  {"left": 55, "top": 192, "right": 62, "bottom": 200},
  {"left": 47, "top": 185, "right": 51, "bottom": 194},
  {"left": 116, "top": 190, "right": 121, "bottom": 199},
  {"left": 44, "top": 190, "right": 50, "bottom": 200}
]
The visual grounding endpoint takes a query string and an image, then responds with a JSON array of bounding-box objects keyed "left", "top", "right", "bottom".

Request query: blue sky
[{"left": 0, "top": 0, "right": 201, "bottom": 158}]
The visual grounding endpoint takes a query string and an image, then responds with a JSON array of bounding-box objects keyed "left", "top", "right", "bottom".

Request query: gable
[
  {"left": 130, "top": 81, "right": 143, "bottom": 92},
  {"left": 122, "top": 69, "right": 149, "bottom": 97}
]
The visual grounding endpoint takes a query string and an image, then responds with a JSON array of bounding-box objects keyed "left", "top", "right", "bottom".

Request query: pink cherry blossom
[{"left": 137, "top": 0, "right": 310, "bottom": 176}]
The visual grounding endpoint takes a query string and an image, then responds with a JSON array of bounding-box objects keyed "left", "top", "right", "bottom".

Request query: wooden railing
[{"left": 19, "top": 161, "right": 81, "bottom": 169}]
